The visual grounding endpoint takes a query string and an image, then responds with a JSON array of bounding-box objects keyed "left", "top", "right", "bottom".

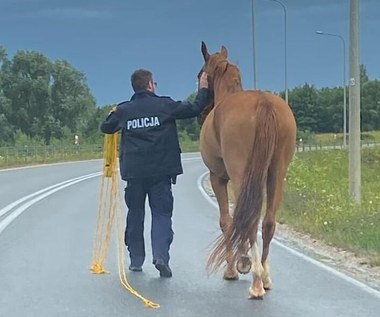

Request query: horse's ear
[
  {"left": 201, "top": 41, "right": 210, "bottom": 61},
  {"left": 220, "top": 45, "right": 228, "bottom": 59}
]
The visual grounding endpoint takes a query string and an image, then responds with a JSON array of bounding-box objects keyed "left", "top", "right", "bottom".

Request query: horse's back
[
  {"left": 217, "top": 90, "right": 294, "bottom": 127},
  {"left": 214, "top": 90, "right": 296, "bottom": 145}
]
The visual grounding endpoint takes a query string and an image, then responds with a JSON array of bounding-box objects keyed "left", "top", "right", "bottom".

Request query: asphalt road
[{"left": 0, "top": 154, "right": 379, "bottom": 317}]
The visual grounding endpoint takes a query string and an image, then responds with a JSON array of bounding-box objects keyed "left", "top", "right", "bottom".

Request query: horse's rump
[{"left": 202, "top": 90, "right": 295, "bottom": 178}]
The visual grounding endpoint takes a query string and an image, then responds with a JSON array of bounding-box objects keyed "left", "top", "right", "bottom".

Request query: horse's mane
[
  {"left": 198, "top": 59, "right": 242, "bottom": 125},
  {"left": 216, "top": 61, "right": 242, "bottom": 87}
]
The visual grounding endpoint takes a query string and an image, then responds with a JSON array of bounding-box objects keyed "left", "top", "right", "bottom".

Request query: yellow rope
[{"left": 90, "top": 133, "right": 160, "bottom": 309}]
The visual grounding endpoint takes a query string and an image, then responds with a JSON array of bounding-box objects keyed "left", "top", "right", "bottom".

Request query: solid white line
[
  {"left": 0, "top": 172, "right": 101, "bottom": 234},
  {"left": 0, "top": 155, "right": 199, "bottom": 233},
  {"left": 0, "top": 172, "right": 100, "bottom": 218},
  {"left": 196, "top": 171, "right": 380, "bottom": 299}
]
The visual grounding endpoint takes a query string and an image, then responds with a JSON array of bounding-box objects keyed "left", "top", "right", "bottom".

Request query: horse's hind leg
[
  {"left": 248, "top": 233, "right": 266, "bottom": 299},
  {"left": 209, "top": 171, "right": 239, "bottom": 280},
  {"left": 248, "top": 165, "right": 284, "bottom": 299},
  {"left": 261, "top": 166, "right": 285, "bottom": 290}
]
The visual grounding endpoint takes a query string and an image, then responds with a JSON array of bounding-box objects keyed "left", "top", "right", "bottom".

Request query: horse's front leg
[{"left": 209, "top": 172, "right": 238, "bottom": 280}]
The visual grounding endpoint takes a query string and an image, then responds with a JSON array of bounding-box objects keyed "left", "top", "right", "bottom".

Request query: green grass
[
  {"left": 180, "top": 139, "right": 201, "bottom": 153},
  {"left": 0, "top": 140, "right": 199, "bottom": 169},
  {"left": 280, "top": 148, "right": 380, "bottom": 266},
  {"left": 0, "top": 145, "right": 103, "bottom": 169}
]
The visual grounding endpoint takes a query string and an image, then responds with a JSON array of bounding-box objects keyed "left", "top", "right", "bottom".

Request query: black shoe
[
  {"left": 129, "top": 265, "right": 142, "bottom": 272},
  {"left": 154, "top": 259, "right": 172, "bottom": 278}
]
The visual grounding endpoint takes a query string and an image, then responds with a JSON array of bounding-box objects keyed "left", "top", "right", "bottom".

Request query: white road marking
[
  {"left": 0, "top": 172, "right": 100, "bottom": 218},
  {"left": 0, "top": 172, "right": 101, "bottom": 234},
  {"left": 0, "top": 156, "right": 199, "bottom": 229}
]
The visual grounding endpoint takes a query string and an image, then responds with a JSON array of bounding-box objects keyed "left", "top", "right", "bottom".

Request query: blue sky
[{"left": 0, "top": 0, "right": 378, "bottom": 106}]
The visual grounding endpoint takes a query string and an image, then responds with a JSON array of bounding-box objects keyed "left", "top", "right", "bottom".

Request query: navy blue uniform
[{"left": 100, "top": 88, "right": 210, "bottom": 268}]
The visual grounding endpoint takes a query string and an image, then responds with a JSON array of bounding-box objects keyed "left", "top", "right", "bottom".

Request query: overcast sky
[{"left": 0, "top": 0, "right": 378, "bottom": 106}]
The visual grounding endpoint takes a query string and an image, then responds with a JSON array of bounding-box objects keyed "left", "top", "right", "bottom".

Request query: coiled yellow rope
[{"left": 90, "top": 133, "right": 160, "bottom": 309}]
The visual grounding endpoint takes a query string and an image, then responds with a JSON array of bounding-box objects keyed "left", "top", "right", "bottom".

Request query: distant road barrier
[
  {"left": 0, "top": 144, "right": 103, "bottom": 168},
  {"left": 296, "top": 140, "right": 379, "bottom": 152}
]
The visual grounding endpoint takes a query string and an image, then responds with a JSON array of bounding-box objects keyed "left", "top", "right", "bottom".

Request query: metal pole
[
  {"left": 252, "top": 0, "right": 257, "bottom": 89},
  {"left": 343, "top": 41, "right": 347, "bottom": 148},
  {"left": 268, "top": 0, "right": 288, "bottom": 103},
  {"left": 315, "top": 31, "right": 347, "bottom": 148},
  {"left": 349, "top": 0, "right": 361, "bottom": 203}
]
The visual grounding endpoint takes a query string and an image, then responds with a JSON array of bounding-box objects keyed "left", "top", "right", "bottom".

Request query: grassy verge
[
  {"left": 0, "top": 145, "right": 103, "bottom": 169},
  {"left": 0, "top": 140, "right": 199, "bottom": 169},
  {"left": 280, "top": 148, "right": 380, "bottom": 266}
]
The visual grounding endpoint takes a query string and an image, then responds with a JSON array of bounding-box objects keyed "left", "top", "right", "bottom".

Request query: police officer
[{"left": 100, "top": 69, "right": 210, "bottom": 278}]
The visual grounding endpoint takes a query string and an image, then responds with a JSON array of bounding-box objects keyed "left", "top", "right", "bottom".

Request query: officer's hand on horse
[{"left": 199, "top": 72, "right": 208, "bottom": 89}]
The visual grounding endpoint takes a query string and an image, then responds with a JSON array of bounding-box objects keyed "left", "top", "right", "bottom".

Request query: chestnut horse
[{"left": 199, "top": 42, "right": 297, "bottom": 299}]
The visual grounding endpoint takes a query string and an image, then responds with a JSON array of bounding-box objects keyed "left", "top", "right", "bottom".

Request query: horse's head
[
  {"left": 197, "top": 42, "right": 229, "bottom": 125},
  {"left": 201, "top": 41, "right": 230, "bottom": 88},
  {"left": 200, "top": 41, "right": 242, "bottom": 89},
  {"left": 198, "top": 42, "right": 243, "bottom": 125}
]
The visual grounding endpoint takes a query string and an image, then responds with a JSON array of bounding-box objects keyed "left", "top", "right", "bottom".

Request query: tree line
[
  {"left": 290, "top": 65, "right": 379, "bottom": 133},
  {"left": 0, "top": 46, "right": 109, "bottom": 146},
  {"left": 1, "top": 45, "right": 379, "bottom": 146}
]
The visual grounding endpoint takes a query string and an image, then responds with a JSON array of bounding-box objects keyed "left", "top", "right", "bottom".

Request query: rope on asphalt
[{"left": 90, "top": 133, "right": 160, "bottom": 309}]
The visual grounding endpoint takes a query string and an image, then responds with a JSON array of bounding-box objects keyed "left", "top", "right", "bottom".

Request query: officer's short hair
[{"left": 131, "top": 69, "right": 153, "bottom": 92}]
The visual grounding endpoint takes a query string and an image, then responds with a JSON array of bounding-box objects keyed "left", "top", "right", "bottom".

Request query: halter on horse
[{"left": 199, "top": 42, "right": 297, "bottom": 299}]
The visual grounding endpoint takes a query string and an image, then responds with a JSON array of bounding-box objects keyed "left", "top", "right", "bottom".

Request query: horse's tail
[{"left": 208, "top": 96, "right": 279, "bottom": 272}]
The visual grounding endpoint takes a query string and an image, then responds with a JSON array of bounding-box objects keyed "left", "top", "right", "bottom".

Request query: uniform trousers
[{"left": 124, "top": 175, "right": 174, "bottom": 267}]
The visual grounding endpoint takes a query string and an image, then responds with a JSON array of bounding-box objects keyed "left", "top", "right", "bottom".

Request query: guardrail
[
  {"left": 0, "top": 144, "right": 103, "bottom": 168},
  {"left": 296, "top": 140, "right": 379, "bottom": 152}
]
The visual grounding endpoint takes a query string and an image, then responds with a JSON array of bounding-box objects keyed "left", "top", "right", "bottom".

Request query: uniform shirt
[{"left": 100, "top": 88, "right": 210, "bottom": 180}]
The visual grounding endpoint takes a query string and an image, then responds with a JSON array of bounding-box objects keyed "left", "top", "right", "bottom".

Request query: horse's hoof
[
  {"left": 263, "top": 276, "right": 273, "bottom": 290},
  {"left": 223, "top": 270, "right": 239, "bottom": 280},
  {"left": 236, "top": 255, "right": 251, "bottom": 274},
  {"left": 248, "top": 287, "right": 265, "bottom": 300}
]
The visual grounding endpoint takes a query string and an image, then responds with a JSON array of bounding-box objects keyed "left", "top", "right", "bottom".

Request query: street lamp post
[
  {"left": 268, "top": 0, "right": 288, "bottom": 104},
  {"left": 251, "top": 0, "right": 258, "bottom": 89},
  {"left": 316, "top": 30, "right": 347, "bottom": 148}
]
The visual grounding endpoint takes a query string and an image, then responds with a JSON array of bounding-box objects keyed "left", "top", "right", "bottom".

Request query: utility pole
[{"left": 349, "top": 0, "right": 361, "bottom": 203}]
